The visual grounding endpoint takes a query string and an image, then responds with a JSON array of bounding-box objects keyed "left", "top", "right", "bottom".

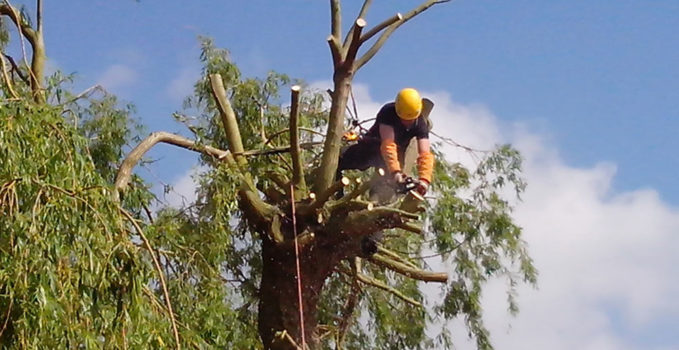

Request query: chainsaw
[{"left": 395, "top": 176, "right": 420, "bottom": 194}]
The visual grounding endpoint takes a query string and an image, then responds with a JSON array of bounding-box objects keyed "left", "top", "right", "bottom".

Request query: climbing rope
[{"left": 289, "top": 184, "right": 306, "bottom": 349}]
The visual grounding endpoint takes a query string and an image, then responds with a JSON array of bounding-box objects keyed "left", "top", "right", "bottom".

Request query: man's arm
[
  {"left": 416, "top": 137, "right": 434, "bottom": 194},
  {"left": 379, "top": 124, "right": 403, "bottom": 179}
]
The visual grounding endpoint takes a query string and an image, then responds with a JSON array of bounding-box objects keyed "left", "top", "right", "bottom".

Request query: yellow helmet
[{"left": 395, "top": 88, "right": 422, "bottom": 120}]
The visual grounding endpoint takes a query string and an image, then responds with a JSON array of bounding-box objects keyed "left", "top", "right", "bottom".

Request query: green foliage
[
  {"left": 427, "top": 145, "right": 537, "bottom": 349},
  {"left": 0, "top": 102, "right": 160, "bottom": 348}
]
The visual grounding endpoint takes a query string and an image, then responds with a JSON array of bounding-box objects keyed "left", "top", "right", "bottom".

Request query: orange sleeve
[
  {"left": 380, "top": 139, "right": 401, "bottom": 173},
  {"left": 417, "top": 150, "right": 434, "bottom": 184}
]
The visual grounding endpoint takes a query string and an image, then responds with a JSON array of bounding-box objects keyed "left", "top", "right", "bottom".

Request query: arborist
[{"left": 337, "top": 88, "right": 435, "bottom": 196}]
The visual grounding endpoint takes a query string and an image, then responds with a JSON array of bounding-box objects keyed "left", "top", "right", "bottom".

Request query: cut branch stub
[
  {"left": 343, "top": 18, "right": 367, "bottom": 68},
  {"left": 355, "top": 0, "right": 452, "bottom": 71},
  {"left": 360, "top": 13, "right": 402, "bottom": 45},
  {"left": 355, "top": 272, "right": 422, "bottom": 307},
  {"left": 289, "top": 85, "right": 306, "bottom": 190},
  {"left": 301, "top": 176, "right": 350, "bottom": 215}
]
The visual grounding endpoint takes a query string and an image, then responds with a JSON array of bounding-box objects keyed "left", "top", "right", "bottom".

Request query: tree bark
[{"left": 258, "top": 234, "right": 356, "bottom": 350}]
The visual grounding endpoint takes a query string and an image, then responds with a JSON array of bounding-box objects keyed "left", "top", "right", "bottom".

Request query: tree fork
[{"left": 0, "top": 0, "right": 46, "bottom": 103}]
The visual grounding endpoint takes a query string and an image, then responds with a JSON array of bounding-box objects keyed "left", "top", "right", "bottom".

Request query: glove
[
  {"left": 415, "top": 179, "right": 429, "bottom": 196},
  {"left": 392, "top": 171, "right": 407, "bottom": 184}
]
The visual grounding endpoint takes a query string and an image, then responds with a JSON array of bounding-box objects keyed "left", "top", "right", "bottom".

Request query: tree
[{"left": 1, "top": 1, "right": 536, "bottom": 349}]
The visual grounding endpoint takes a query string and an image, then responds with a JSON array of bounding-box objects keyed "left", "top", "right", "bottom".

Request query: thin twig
[
  {"left": 430, "top": 130, "right": 489, "bottom": 153},
  {"left": 120, "top": 208, "right": 181, "bottom": 350},
  {"left": 0, "top": 296, "right": 12, "bottom": 338},
  {"left": 2, "top": 54, "right": 28, "bottom": 84},
  {"left": 355, "top": 0, "right": 454, "bottom": 70},
  {"left": 0, "top": 54, "right": 18, "bottom": 98},
  {"left": 63, "top": 84, "right": 105, "bottom": 105},
  {"left": 355, "top": 273, "right": 422, "bottom": 307},
  {"left": 368, "top": 253, "right": 448, "bottom": 283}
]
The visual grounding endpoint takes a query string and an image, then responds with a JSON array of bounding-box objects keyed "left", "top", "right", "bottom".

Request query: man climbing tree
[
  {"left": 338, "top": 88, "right": 435, "bottom": 256},
  {"left": 338, "top": 88, "right": 434, "bottom": 197}
]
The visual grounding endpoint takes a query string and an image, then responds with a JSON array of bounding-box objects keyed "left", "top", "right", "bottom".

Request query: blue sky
[
  {"left": 36, "top": 0, "right": 679, "bottom": 203},
  {"left": 9, "top": 1, "right": 679, "bottom": 348}
]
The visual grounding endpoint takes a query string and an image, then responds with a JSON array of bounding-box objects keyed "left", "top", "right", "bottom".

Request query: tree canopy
[{"left": 1, "top": 2, "right": 536, "bottom": 349}]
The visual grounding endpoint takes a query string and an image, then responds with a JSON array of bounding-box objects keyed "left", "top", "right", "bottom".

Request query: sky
[{"left": 7, "top": 0, "right": 679, "bottom": 348}]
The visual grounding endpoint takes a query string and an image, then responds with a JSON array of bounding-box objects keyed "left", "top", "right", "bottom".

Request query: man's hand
[
  {"left": 392, "top": 171, "right": 407, "bottom": 184},
  {"left": 416, "top": 179, "right": 429, "bottom": 196}
]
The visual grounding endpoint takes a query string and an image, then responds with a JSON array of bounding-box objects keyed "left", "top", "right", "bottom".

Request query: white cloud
[
  {"left": 418, "top": 89, "right": 679, "bottom": 350},
  {"left": 96, "top": 64, "right": 137, "bottom": 92},
  {"left": 162, "top": 165, "right": 205, "bottom": 209},
  {"left": 166, "top": 66, "right": 199, "bottom": 103}
]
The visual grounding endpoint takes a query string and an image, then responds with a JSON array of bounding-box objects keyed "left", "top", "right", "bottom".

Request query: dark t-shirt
[{"left": 365, "top": 102, "right": 429, "bottom": 148}]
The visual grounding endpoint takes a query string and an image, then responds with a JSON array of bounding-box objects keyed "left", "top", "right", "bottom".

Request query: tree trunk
[{"left": 258, "top": 231, "right": 359, "bottom": 350}]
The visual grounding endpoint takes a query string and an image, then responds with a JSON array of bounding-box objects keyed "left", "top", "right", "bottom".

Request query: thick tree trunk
[{"left": 258, "top": 232, "right": 358, "bottom": 350}]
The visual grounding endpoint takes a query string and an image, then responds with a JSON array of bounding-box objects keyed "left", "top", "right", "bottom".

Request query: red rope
[{"left": 289, "top": 184, "right": 306, "bottom": 349}]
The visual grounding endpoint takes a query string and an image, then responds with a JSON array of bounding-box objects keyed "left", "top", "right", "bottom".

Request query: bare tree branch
[
  {"left": 330, "top": 0, "right": 341, "bottom": 40},
  {"left": 0, "top": 54, "right": 18, "bottom": 99},
  {"left": 343, "top": 18, "right": 366, "bottom": 68},
  {"left": 395, "top": 221, "right": 423, "bottom": 235},
  {"left": 2, "top": 53, "right": 29, "bottom": 84},
  {"left": 355, "top": 272, "right": 422, "bottom": 307},
  {"left": 376, "top": 246, "right": 419, "bottom": 270},
  {"left": 209, "top": 74, "right": 247, "bottom": 165},
  {"left": 336, "top": 258, "right": 362, "bottom": 349},
  {"left": 0, "top": 3, "right": 38, "bottom": 45},
  {"left": 368, "top": 253, "right": 448, "bottom": 283},
  {"left": 63, "top": 84, "right": 105, "bottom": 105},
  {"left": 238, "top": 142, "right": 323, "bottom": 157},
  {"left": 208, "top": 74, "right": 279, "bottom": 226},
  {"left": 301, "top": 176, "right": 350, "bottom": 215},
  {"left": 113, "top": 131, "right": 281, "bottom": 241},
  {"left": 36, "top": 0, "right": 42, "bottom": 34},
  {"left": 289, "top": 85, "right": 306, "bottom": 189},
  {"left": 1, "top": 0, "right": 45, "bottom": 103},
  {"left": 272, "top": 330, "right": 303, "bottom": 350},
  {"left": 342, "top": 0, "right": 373, "bottom": 48},
  {"left": 327, "top": 35, "right": 341, "bottom": 67},
  {"left": 113, "top": 131, "right": 231, "bottom": 200},
  {"left": 356, "top": 0, "right": 453, "bottom": 70},
  {"left": 267, "top": 171, "right": 291, "bottom": 193},
  {"left": 327, "top": 169, "right": 385, "bottom": 212},
  {"left": 265, "top": 127, "right": 325, "bottom": 146},
  {"left": 359, "top": 13, "right": 402, "bottom": 45},
  {"left": 0, "top": 297, "right": 11, "bottom": 339}
]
